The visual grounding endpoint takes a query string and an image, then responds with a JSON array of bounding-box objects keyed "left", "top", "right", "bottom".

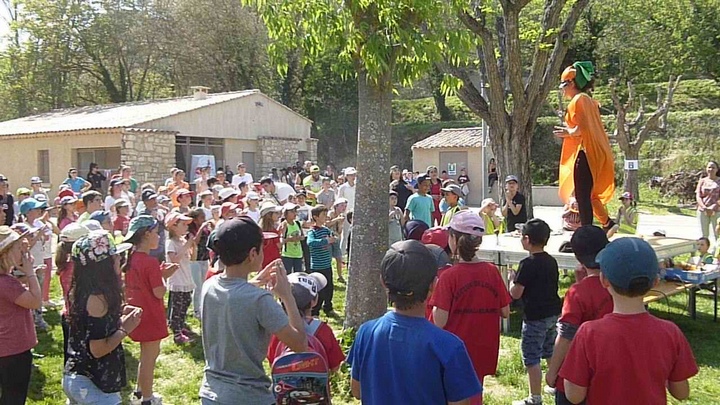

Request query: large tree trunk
[
  {"left": 489, "top": 121, "right": 535, "bottom": 220},
  {"left": 344, "top": 70, "right": 392, "bottom": 329},
  {"left": 623, "top": 147, "right": 640, "bottom": 202}
]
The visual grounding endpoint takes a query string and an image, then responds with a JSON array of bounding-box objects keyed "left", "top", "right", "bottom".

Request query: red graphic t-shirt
[
  {"left": 559, "top": 312, "right": 698, "bottom": 404},
  {"left": 555, "top": 275, "right": 613, "bottom": 393},
  {"left": 262, "top": 230, "right": 281, "bottom": 269},
  {"left": 125, "top": 252, "right": 169, "bottom": 342},
  {"left": 429, "top": 261, "right": 512, "bottom": 378},
  {"left": 267, "top": 319, "right": 345, "bottom": 370}
]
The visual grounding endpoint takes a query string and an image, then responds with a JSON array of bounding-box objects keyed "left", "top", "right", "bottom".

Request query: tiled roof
[
  {"left": 412, "top": 127, "right": 485, "bottom": 149},
  {"left": 0, "top": 90, "right": 260, "bottom": 136}
]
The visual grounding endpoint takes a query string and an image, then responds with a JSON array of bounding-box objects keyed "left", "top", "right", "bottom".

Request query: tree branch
[
  {"left": 633, "top": 75, "right": 682, "bottom": 147},
  {"left": 457, "top": 8, "right": 506, "bottom": 122},
  {"left": 609, "top": 78, "right": 631, "bottom": 152},
  {"left": 525, "top": 0, "right": 566, "bottom": 103},
  {"left": 503, "top": 8, "right": 526, "bottom": 109},
  {"left": 436, "top": 61, "right": 491, "bottom": 122},
  {"left": 532, "top": 0, "right": 590, "bottom": 108}
]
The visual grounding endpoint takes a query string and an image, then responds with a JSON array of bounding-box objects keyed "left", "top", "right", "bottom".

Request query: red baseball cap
[{"left": 421, "top": 227, "right": 449, "bottom": 250}]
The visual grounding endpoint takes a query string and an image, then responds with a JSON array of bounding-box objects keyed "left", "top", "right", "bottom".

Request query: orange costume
[{"left": 558, "top": 63, "right": 615, "bottom": 226}]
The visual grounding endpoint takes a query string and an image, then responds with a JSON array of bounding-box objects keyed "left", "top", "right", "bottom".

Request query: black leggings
[
  {"left": 0, "top": 350, "right": 33, "bottom": 405},
  {"left": 574, "top": 150, "right": 594, "bottom": 226},
  {"left": 311, "top": 268, "right": 334, "bottom": 315},
  {"left": 168, "top": 291, "right": 192, "bottom": 334}
]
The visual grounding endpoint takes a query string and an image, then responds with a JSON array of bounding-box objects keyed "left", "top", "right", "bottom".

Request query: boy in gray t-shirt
[
  {"left": 200, "top": 217, "right": 307, "bottom": 404},
  {"left": 316, "top": 178, "right": 335, "bottom": 208}
]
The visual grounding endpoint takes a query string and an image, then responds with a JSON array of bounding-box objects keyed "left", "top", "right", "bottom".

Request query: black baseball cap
[
  {"left": 209, "top": 216, "right": 263, "bottom": 266},
  {"left": 571, "top": 225, "right": 609, "bottom": 268},
  {"left": 381, "top": 240, "right": 437, "bottom": 300},
  {"left": 417, "top": 174, "right": 430, "bottom": 184},
  {"left": 141, "top": 189, "right": 158, "bottom": 202},
  {"left": 405, "top": 220, "right": 429, "bottom": 241},
  {"left": 522, "top": 218, "right": 551, "bottom": 246}
]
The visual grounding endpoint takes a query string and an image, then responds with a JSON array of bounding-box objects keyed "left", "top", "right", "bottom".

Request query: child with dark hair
[
  {"left": 307, "top": 205, "right": 336, "bottom": 316},
  {"left": 692, "top": 236, "right": 715, "bottom": 265},
  {"left": 560, "top": 238, "right": 698, "bottom": 404},
  {"left": 124, "top": 215, "right": 179, "bottom": 405},
  {"left": 267, "top": 272, "right": 344, "bottom": 372},
  {"left": 545, "top": 225, "right": 612, "bottom": 405},
  {"left": 509, "top": 218, "right": 562, "bottom": 405},
  {"left": 200, "top": 217, "right": 307, "bottom": 404},
  {"left": 431, "top": 211, "right": 511, "bottom": 395},
  {"left": 347, "top": 240, "right": 482, "bottom": 404}
]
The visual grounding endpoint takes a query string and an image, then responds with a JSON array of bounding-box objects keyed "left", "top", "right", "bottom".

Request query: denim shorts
[
  {"left": 521, "top": 315, "right": 558, "bottom": 366},
  {"left": 330, "top": 240, "right": 343, "bottom": 260},
  {"left": 63, "top": 373, "right": 121, "bottom": 405}
]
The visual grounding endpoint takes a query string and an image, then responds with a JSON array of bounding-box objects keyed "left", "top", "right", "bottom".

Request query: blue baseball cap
[
  {"left": 597, "top": 237, "right": 659, "bottom": 289},
  {"left": 19, "top": 198, "right": 48, "bottom": 215},
  {"left": 89, "top": 210, "right": 111, "bottom": 224}
]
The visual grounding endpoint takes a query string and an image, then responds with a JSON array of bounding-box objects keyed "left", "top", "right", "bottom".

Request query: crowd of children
[{"left": 0, "top": 158, "right": 710, "bottom": 405}]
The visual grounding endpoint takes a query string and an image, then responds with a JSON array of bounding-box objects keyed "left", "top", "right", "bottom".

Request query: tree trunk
[
  {"left": 623, "top": 147, "right": 640, "bottom": 201},
  {"left": 344, "top": 70, "right": 392, "bottom": 329},
  {"left": 490, "top": 122, "right": 535, "bottom": 220},
  {"left": 430, "top": 67, "right": 453, "bottom": 121}
]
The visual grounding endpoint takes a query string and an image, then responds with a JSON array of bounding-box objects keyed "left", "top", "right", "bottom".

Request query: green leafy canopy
[{"left": 244, "top": 0, "right": 477, "bottom": 88}]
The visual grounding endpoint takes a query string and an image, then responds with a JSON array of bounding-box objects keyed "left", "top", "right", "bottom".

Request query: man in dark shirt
[
  {"left": 0, "top": 175, "right": 14, "bottom": 225},
  {"left": 502, "top": 175, "right": 528, "bottom": 232}
]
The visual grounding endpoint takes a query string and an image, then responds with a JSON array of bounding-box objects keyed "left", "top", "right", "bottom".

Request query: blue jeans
[
  {"left": 63, "top": 373, "right": 121, "bottom": 405},
  {"left": 189, "top": 260, "right": 208, "bottom": 316},
  {"left": 281, "top": 257, "right": 304, "bottom": 274},
  {"left": 521, "top": 315, "right": 558, "bottom": 366}
]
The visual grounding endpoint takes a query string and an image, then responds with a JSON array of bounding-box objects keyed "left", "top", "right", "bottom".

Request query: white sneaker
[
  {"left": 512, "top": 396, "right": 542, "bottom": 405},
  {"left": 544, "top": 385, "right": 556, "bottom": 395},
  {"left": 130, "top": 393, "right": 163, "bottom": 405}
]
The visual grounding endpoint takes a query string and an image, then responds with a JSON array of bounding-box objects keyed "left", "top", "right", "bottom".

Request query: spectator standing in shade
[
  {"left": 457, "top": 168, "right": 471, "bottom": 198},
  {"left": 0, "top": 175, "right": 14, "bottom": 226},
  {"left": 338, "top": 167, "right": 356, "bottom": 254},
  {"left": 62, "top": 168, "right": 92, "bottom": 195},
  {"left": 390, "top": 166, "right": 413, "bottom": 211},
  {"left": 86, "top": 163, "right": 107, "bottom": 194},
  {"left": 503, "top": 175, "right": 528, "bottom": 232}
]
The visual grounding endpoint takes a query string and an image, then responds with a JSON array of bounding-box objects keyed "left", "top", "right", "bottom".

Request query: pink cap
[
  {"left": 164, "top": 211, "right": 192, "bottom": 227},
  {"left": 446, "top": 210, "right": 485, "bottom": 237}
]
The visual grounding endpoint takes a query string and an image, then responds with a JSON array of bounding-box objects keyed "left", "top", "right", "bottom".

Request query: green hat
[
  {"left": 572, "top": 61, "right": 595, "bottom": 90},
  {"left": 125, "top": 215, "right": 158, "bottom": 243}
]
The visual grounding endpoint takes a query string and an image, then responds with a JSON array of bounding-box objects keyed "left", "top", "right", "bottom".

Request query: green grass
[{"left": 28, "top": 261, "right": 720, "bottom": 404}]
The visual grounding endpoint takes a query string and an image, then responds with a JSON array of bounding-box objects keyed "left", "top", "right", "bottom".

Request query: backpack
[{"left": 271, "top": 319, "right": 331, "bottom": 405}]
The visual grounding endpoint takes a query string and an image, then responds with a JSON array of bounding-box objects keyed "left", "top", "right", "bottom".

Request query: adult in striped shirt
[{"left": 307, "top": 205, "right": 336, "bottom": 316}]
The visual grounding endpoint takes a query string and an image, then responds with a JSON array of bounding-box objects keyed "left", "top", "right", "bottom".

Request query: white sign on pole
[
  {"left": 447, "top": 163, "right": 457, "bottom": 176},
  {"left": 624, "top": 160, "right": 639, "bottom": 171}
]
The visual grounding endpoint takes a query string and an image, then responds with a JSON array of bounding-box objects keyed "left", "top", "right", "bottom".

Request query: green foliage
[{"left": 245, "top": 0, "right": 478, "bottom": 90}]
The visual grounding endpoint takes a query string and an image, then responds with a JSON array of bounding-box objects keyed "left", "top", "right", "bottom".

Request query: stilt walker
[{"left": 554, "top": 62, "right": 618, "bottom": 236}]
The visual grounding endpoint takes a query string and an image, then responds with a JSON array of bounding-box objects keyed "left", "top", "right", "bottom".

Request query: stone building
[{"left": 0, "top": 88, "right": 315, "bottom": 190}]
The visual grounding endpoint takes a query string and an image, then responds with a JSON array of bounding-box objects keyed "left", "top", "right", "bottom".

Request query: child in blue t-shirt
[
  {"left": 404, "top": 174, "right": 435, "bottom": 227},
  {"left": 347, "top": 240, "right": 481, "bottom": 404}
]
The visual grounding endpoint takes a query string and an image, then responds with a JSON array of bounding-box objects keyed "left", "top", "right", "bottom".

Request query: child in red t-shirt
[
  {"left": 123, "top": 215, "right": 179, "bottom": 404},
  {"left": 545, "top": 225, "right": 612, "bottom": 405},
  {"left": 267, "top": 272, "right": 344, "bottom": 372},
  {"left": 559, "top": 238, "right": 698, "bottom": 404},
  {"left": 430, "top": 211, "right": 511, "bottom": 392},
  {"left": 113, "top": 199, "right": 131, "bottom": 236}
]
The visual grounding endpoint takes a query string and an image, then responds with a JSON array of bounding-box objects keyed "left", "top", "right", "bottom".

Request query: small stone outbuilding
[
  {"left": 412, "top": 127, "right": 489, "bottom": 205},
  {"left": 0, "top": 89, "right": 315, "bottom": 189}
]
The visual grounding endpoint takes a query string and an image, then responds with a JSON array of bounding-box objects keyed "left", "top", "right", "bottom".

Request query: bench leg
[{"left": 689, "top": 287, "right": 697, "bottom": 320}]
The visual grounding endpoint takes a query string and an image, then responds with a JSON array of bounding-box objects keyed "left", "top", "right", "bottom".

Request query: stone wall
[
  {"left": 121, "top": 130, "right": 176, "bottom": 186},
  {"left": 256, "top": 136, "right": 305, "bottom": 178},
  {"left": 306, "top": 138, "right": 318, "bottom": 163}
]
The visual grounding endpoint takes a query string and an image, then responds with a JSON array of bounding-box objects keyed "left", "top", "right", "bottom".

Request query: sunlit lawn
[{"left": 28, "top": 263, "right": 720, "bottom": 405}]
